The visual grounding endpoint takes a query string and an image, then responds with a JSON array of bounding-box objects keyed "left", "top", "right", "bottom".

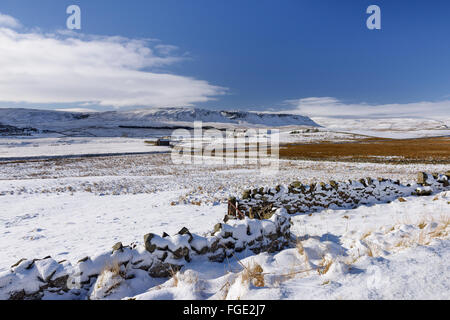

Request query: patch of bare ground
[{"left": 280, "top": 137, "right": 450, "bottom": 164}]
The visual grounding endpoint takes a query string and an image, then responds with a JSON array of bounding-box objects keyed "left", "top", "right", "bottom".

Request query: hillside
[{"left": 0, "top": 107, "right": 319, "bottom": 135}]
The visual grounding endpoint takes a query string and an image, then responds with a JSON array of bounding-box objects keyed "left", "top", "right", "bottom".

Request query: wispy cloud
[
  {"left": 284, "top": 97, "right": 450, "bottom": 119},
  {"left": 0, "top": 13, "right": 21, "bottom": 29},
  {"left": 0, "top": 13, "right": 225, "bottom": 108}
]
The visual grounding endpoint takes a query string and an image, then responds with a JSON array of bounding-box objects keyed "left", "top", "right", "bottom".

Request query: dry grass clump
[
  {"left": 170, "top": 269, "right": 200, "bottom": 288},
  {"left": 101, "top": 261, "right": 125, "bottom": 278},
  {"left": 317, "top": 255, "right": 333, "bottom": 276},
  {"left": 168, "top": 266, "right": 183, "bottom": 287},
  {"left": 296, "top": 238, "right": 310, "bottom": 266},
  {"left": 418, "top": 230, "right": 429, "bottom": 246},
  {"left": 366, "top": 246, "right": 374, "bottom": 257},
  {"left": 391, "top": 216, "right": 449, "bottom": 249},
  {"left": 241, "top": 262, "right": 265, "bottom": 287},
  {"left": 296, "top": 238, "right": 305, "bottom": 256},
  {"left": 394, "top": 239, "right": 411, "bottom": 249},
  {"left": 429, "top": 216, "right": 450, "bottom": 238},
  {"left": 170, "top": 271, "right": 179, "bottom": 287},
  {"left": 361, "top": 231, "right": 372, "bottom": 239},
  {"left": 95, "top": 261, "right": 126, "bottom": 294},
  {"left": 219, "top": 280, "right": 232, "bottom": 300},
  {"left": 418, "top": 221, "right": 427, "bottom": 230}
]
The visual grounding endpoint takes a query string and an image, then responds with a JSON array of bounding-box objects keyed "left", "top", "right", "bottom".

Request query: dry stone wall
[
  {"left": 1, "top": 172, "right": 448, "bottom": 300},
  {"left": 0, "top": 210, "right": 291, "bottom": 300},
  {"left": 233, "top": 172, "right": 450, "bottom": 219}
]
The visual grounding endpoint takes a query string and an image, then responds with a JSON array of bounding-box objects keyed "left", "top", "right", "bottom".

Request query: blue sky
[{"left": 0, "top": 0, "right": 449, "bottom": 117}]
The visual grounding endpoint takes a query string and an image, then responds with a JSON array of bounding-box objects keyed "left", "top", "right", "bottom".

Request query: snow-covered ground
[
  {"left": 1, "top": 108, "right": 449, "bottom": 164},
  {"left": 0, "top": 150, "right": 449, "bottom": 299},
  {"left": 0, "top": 130, "right": 370, "bottom": 161},
  {"left": 134, "top": 192, "right": 450, "bottom": 300},
  {"left": 0, "top": 192, "right": 226, "bottom": 272},
  {"left": 0, "top": 108, "right": 449, "bottom": 300},
  {"left": 0, "top": 137, "right": 170, "bottom": 160},
  {"left": 312, "top": 117, "right": 450, "bottom": 139}
]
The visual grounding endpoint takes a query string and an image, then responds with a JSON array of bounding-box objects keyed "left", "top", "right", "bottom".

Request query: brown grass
[
  {"left": 96, "top": 261, "right": 125, "bottom": 293},
  {"left": 241, "top": 262, "right": 265, "bottom": 287},
  {"left": 366, "top": 246, "right": 374, "bottom": 257},
  {"left": 296, "top": 238, "right": 310, "bottom": 266},
  {"left": 280, "top": 137, "right": 450, "bottom": 164},
  {"left": 296, "top": 238, "right": 305, "bottom": 256},
  {"left": 429, "top": 216, "right": 450, "bottom": 238},
  {"left": 169, "top": 266, "right": 179, "bottom": 287},
  {"left": 219, "top": 280, "right": 232, "bottom": 300},
  {"left": 418, "top": 221, "right": 427, "bottom": 230},
  {"left": 101, "top": 261, "right": 124, "bottom": 278},
  {"left": 317, "top": 256, "right": 333, "bottom": 275}
]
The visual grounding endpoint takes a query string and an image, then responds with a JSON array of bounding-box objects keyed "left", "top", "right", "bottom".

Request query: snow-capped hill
[
  {"left": 0, "top": 107, "right": 319, "bottom": 132},
  {"left": 311, "top": 117, "right": 450, "bottom": 139},
  {"left": 77, "top": 107, "right": 319, "bottom": 127},
  {"left": 312, "top": 117, "right": 449, "bottom": 131},
  {"left": 0, "top": 108, "right": 90, "bottom": 124}
]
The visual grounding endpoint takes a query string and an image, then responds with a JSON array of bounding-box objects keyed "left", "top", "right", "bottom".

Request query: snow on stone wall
[
  {"left": 0, "top": 210, "right": 291, "bottom": 300},
  {"left": 1, "top": 172, "right": 448, "bottom": 300},
  {"left": 234, "top": 172, "right": 450, "bottom": 219}
]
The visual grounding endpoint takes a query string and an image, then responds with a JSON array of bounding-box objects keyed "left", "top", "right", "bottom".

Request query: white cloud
[
  {"left": 0, "top": 14, "right": 225, "bottom": 108},
  {"left": 0, "top": 13, "right": 21, "bottom": 29},
  {"left": 284, "top": 97, "right": 450, "bottom": 120}
]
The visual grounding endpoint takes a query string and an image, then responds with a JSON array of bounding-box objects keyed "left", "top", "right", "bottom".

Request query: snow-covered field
[
  {"left": 134, "top": 193, "right": 449, "bottom": 300},
  {"left": 0, "top": 149, "right": 449, "bottom": 299},
  {"left": 0, "top": 108, "right": 449, "bottom": 300},
  {"left": 312, "top": 117, "right": 450, "bottom": 139},
  {"left": 0, "top": 137, "right": 169, "bottom": 160}
]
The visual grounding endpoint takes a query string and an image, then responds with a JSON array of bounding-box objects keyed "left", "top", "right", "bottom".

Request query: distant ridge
[{"left": 0, "top": 107, "right": 319, "bottom": 131}]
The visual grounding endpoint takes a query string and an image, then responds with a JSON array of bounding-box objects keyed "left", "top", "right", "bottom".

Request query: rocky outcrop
[{"left": 0, "top": 124, "right": 38, "bottom": 136}]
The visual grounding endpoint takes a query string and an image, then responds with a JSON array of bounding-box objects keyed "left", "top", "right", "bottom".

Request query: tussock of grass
[
  {"left": 418, "top": 221, "right": 427, "bottom": 230},
  {"left": 296, "top": 238, "right": 305, "bottom": 256},
  {"left": 361, "top": 231, "right": 372, "bottom": 239},
  {"left": 367, "top": 246, "right": 374, "bottom": 257},
  {"left": 418, "top": 230, "right": 429, "bottom": 246},
  {"left": 241, "top": 262, "right": 265, "bottom": 287},
  {"left": 317, "top": 255, "right": 333, "bottom": 276},
  {"left": 296, "top": 238, "right": 310, "bottom": 266},
  {"left": 169, "top": 267, "right": 180, "bottom": 287},
  {"left": 101, "top": 261, "right": 124, "bottom": 279},
  {"left": 95, "top": 261, "right": 125, "bottom": 294},
  {"left": 219, "top": 280, "right": 232, "bottom": 300}
]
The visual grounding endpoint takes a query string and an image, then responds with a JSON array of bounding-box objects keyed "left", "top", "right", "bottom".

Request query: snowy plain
[
  {"left": 0, "top": 137, "right": 169, "bottom": 160},
  {"left": 0, "top": 108, "right": 449, "bottom": 300},
  {"left": 0, "top": 151, "right": 449, "bottom": 300}
]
